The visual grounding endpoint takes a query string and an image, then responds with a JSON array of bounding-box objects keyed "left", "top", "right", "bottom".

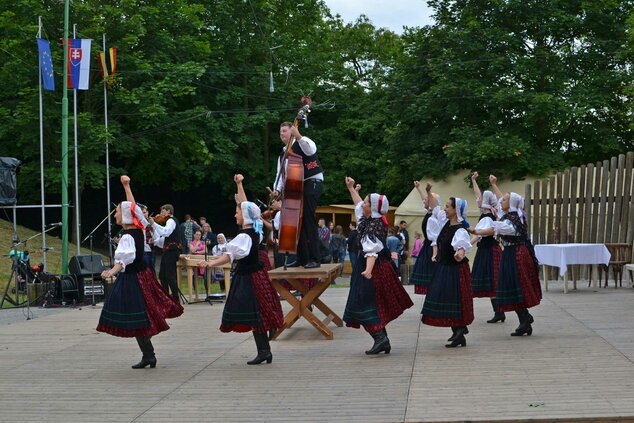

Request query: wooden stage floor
[{"left": 1, "top": 281, "right": 633, "bottom": 422}]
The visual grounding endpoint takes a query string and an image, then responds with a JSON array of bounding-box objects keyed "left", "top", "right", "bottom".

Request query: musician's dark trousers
[
  {"left": 159, "top": 248, "right": 180, "bottom": 301},
  {"left": 299, "top": 178, "right": 323, "bottom": 265}
]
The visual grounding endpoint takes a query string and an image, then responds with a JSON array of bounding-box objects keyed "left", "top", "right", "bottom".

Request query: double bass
[{"left": 274, "top": 97, "right": 312, "bottom": 256}]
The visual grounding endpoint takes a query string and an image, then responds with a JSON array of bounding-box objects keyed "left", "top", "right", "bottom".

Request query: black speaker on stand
[
  {"left": 0, "top": 157, "right": 20, "bottom": 206},
  {"left": 69, "top": 254, "right": 105, "bottom": 300}
]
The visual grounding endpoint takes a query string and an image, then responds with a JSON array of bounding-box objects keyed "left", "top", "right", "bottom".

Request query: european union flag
[{"left": 37, "top": 38, "right": 54, "bottom": 91}]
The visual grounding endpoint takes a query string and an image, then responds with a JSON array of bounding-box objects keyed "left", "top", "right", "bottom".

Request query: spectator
[
  {"left": 330, "top": 225, "right": 347, "bottom": 276},
  {"left": 387, "top": 226, "right": 404, "bottom": 271},
  {"left": 180, "top": 214, "right": 200, "bottom": 254},
  {"left": 347, "top": 221, "right": 359, "bottom": 272},
  {"left": 188, "top": 230, "right": 207, "bottom": 293},
  {"left": 211, "top": 233, "right": 228, "bottom": 291},
  {"left": 318, "top": 218, "right": 331, "bottom": 262},
  {"left": 411, "top": 231, "right": 423, "bottom": 259},
  {"left": 201, "top": 222, "right": 217, "bottom": 252},
  {"left": 398, "top": 220, "right": 410, "bottom": 263}
]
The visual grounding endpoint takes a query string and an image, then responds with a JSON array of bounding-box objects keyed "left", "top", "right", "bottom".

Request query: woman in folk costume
[
  {"left": 342, "top": 177, "right": 414, "bottom": 355},
  {"left": 421, "top": 191, "right": 474, "bottom": 348},
  {"left": 469, "top": 172, "right": 504, "bottom": 323},
  {"left": 97, "top": 175, "right": 183, "bottom": 369},
  {"left": 410, "top": 181, "right": 442, "bottom": 295},
  {"left": 468, "top": 175, "right": 541, "bottom": 336},
  {"left": 199, "top": 174, "right": 283, "bottom": 365}
]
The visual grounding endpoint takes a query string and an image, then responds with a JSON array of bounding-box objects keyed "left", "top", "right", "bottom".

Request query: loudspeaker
[
  {"left": 69, "top": 255, "right": 105, "bottom": 277},
  {"left": 0, "top": 157, "right": 20, "bottom": 206}
]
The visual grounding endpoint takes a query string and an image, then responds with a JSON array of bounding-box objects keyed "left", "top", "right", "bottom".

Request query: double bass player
[{"left": 271, "top": 121, "right": 324, "bottom": 269}]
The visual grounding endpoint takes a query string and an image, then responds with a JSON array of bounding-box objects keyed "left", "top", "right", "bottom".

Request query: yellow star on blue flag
[{"left": 37, "top": 38, "right": 55, "bottom": 91}]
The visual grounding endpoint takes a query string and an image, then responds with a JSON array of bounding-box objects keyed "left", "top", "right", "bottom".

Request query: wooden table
[
  {"left": 176, "top": 255, "right": 231, "bottom": 302},
  {"left": 268, "top": 263, "right": 343, "bottom": 340}
]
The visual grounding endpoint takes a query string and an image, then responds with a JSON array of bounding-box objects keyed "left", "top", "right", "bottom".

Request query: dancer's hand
[
  {"left": 471, "top": 171, "right": 479, "bottom": 180},
  {"left": 361, "top": 269, "right": 372, "bottom": 279},
  {"left": 234, "top": 174, "right": 244, "bottom": 184},
  {"left": 414, "top": 180, "right": 420, "bottom": 189},
  {"left": 425, "top": 182, "right": 432, "bottom": 192},
  {"left": 454, "top": 248, "right": 465, "bottom": 262},
  {"left": 354, "top": 184, "right": 361, "bottom": 192},
  {"left": 345, "top": 176, "right": 356, "bottom": 189},
  {"left": 120, "top": 175, "right": 130, "bottom": 185},
  {"left": 489, "top": 174, "right": 497, "bottom": 185}
]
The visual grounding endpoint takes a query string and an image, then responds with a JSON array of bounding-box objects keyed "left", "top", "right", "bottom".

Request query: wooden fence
[{"left": 524, "top": 152, "right": 634, "bottom": 281}]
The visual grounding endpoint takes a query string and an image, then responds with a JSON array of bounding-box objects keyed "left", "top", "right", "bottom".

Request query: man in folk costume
[
  {"left": 271, "top": 122, "right": 324, "bottom": 269},
  {"left": 149, "top": 204, "right": 181, "bottom": 302},
  {"left": 97, "top": 176, "right": 183, "bottom": 369}
]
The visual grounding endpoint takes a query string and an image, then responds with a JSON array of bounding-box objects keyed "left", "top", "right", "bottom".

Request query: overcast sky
[{"left": 323, "top": 0, "right": 434, "bottom": 34}]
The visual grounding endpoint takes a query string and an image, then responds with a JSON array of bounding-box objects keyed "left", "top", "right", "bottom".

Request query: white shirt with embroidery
[
  {"left": 225, "top": 233, "right": 252, "bottom": 263},
  {"left": 114, "top": 234, "right": 136, "bottom": 271}
]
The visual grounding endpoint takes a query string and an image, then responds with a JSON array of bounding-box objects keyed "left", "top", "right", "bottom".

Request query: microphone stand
[{"left": 81, "top": 208, "right": 115, "bottom": 307}]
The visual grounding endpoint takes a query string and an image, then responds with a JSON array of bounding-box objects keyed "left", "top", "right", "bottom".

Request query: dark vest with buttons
[{"left": 283, "top": 141, "right": 323, "bottom": 180}]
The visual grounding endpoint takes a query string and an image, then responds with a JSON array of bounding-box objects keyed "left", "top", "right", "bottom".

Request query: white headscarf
[
  {"left": 217, "top": 233, "right": 226, "bottom": 245},
  {"left": 369, "top": 193, "right": 389, "bottom": 218},
  {"left": 477, "top": 190, "right": 498, "bottom": 217},
  {"left": 120, "top": 201, "right": 146, "bottom": 229},
  {"left": 454, "top": 197, "right": 470, "bottom": 228},
  {"left": 509, "top": 192, "right": 525, "bottom": 222},
  {"left": 240, "top": 201, "right": 263, "bottom": 236}
]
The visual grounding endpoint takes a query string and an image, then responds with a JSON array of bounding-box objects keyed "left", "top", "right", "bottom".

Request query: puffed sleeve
[
  {"left": 426, "top": 216, "right": 442, "bottom": 246},
  {"left": 431, "top": 205, "right": 448, "bottom": 226},
  {"left": 225, "top": 233, "right": 252, "bottom": 263},
  {"left": 475, "top": 216, "right": 494, "bottom": 232},
  {"left": 451, "top": 228, "right": 472, "bottom": 254},
  {"left": 114, "top": 234, "right": 136, "bottom": 271},
  {"left": 354, "top": 201, "right": 364, "bottom": 222},
  {"left": 360, "top": 235, "right": 384, "bottom": 258},
  {"left": 492, "top": 219, "right": 517, "bottom": 236}
]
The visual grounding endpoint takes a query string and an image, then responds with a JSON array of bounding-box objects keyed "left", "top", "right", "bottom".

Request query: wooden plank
[
  {"left": 605, "top": 156, "right": 618, "bottom": 243},
  {"left": 532, "top": 180, "right": 541, "bottom": 244},
  {"left": 629, "top": 203, "right": 634, "bottom": 245},
  {"left": 582, "top": 164, "right": 594, "bottom": 243},
  {"left": 561, "top": 169, "right": 570, "bottom": 243},
  {"left": 569, "top": 167, "right": 578, "bottom": 243},
  {"left": 597, "top": 160, "right": 610, "bottom": 243},
  {"left": 556, "top": 172, "right": 563, "bottom": 243},
  {"left": 590, "top": 162, "right": 602, "bottom": 243},
  {"left": 576, "top": 165, "right": 586, "bottom": 243},
  {"left": 547, "top": 176, "right": 556, "bottom": 243},
  {"left": 539, "top": 179, "right": 548, "bottom": 246},
  {"left": 611, "top": 154, "right": 625, "bottom": 242},
  {"left": 619, "top": 152, "right": 633, "bottom": 244}
]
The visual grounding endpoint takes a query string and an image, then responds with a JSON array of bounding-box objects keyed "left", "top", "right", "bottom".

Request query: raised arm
[
  {"left": 471, "top": 172, "right": 482, "bottom": 201},
  {"left": 489, "top": 174, "right": 503, "bottom": 199},
  {"left": 425, "top": 182, "right": 437, "bottom": 210},
  {"left": 414, "top": 180, "right": 427, "bottom": 203},
  {"left": 234, "top": 174, "right": 247, "bottom": 204},
  {"left": 345, "top": 176, "right": 363, "bottom": 205},
  {"left": 121, "top": 175, "right": 135, "bottom": 203}
]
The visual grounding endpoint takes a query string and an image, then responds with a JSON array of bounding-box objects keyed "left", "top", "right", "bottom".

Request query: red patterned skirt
[
  {"left": 496, "top": 244, "right": 542, "bottom": 312},
  {"left": 220, "top": 269, "right": 284, "bottom": 334},
  {"left": 344, "top": 256, "right": 414, "bottom": 333},
  {"left": 421, "top": 260, "right": 474, "bottom": 327},
  {"left": 471, "top": 242, "right": 502, "bottom": 297},
  {"left": 97, "top": 268, "right": 184, "bottom": 338}
]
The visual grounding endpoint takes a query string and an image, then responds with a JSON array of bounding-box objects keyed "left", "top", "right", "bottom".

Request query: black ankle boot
[
  {"left": 447, "top": 327, "right": 458, "bottom": 342},
  {"left": 132, "top": 355, "right": 157, "bottom": 369},
  {"left": 248, "top": 332, "right": 273, "bottom": 365},
  {"left": 445, "top": 327, "right": 467, "bottom": 348},
  {"left": 487, "top": 299, "right": 506, "bottom": 323},
  {"left": 365, "top": 329, "right": 391, "bottom": 355},
  {"left": 511, "top": 309, "right": 534, "bottom": 336}
]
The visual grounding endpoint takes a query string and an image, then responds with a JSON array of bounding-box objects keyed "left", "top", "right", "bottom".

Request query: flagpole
[
  {"left": 73, "top": 24, "right": 81, "bottom": 257},
  {"left": 60, "top": 0, "right": 70, "bottom": 273},
  {"left": 37, "top": 16, "right": 47, "bottom": 270},
  {"left": 103, "top": 33, "right": 113, "bottom": 265}
]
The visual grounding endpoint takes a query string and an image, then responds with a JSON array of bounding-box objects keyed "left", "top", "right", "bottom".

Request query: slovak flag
[{"left": 67, "top": 38, "right": 91, "bottom": 90}]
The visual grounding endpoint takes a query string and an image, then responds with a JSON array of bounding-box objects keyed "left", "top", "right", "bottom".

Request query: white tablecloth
[{"left": 534, "top": 243, "right": 611, "bottom": 277}]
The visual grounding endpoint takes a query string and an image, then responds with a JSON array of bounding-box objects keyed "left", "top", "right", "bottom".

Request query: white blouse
[
  {"left": 354, "top": 201, "right": 386, "bottom": 258},
  {"left": 114, "top": 234, "right": 136, "bottom": 271},
  {"left": 492, "top": 219, "right": 519, "bottom": 237},
  {"left": 225, "top": 233, "right": 252, "bottom": 263},
  {"left": 152, "top": 218, "right": 176, "bottom": 249},
  {"left": 451, "top": 229, "right": 473, "bottom": 254},
  {"left": 474, "top": 216, "right": 495, "bottom": 241}
]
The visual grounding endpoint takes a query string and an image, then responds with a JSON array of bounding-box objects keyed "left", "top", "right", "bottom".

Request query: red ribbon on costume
[
  {"left": 130, "top": 202, "right": 144, "bottom": 229},
  {"left": 378, "top": 195, "right": 389, "bottom": 227}
]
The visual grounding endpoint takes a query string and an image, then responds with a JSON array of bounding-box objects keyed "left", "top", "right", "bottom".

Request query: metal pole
[
  {"left": 103, "top": 33, "right": 113, "bottom": 264},
  {"left": 61, "top": 0, "right": 70, "bottom": 273},
  {"left": 37, "top": 16, "right": 47, "bottom": 270},
  {"left": 73, "top": 24, "right": 81, "bottom": 257}
]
